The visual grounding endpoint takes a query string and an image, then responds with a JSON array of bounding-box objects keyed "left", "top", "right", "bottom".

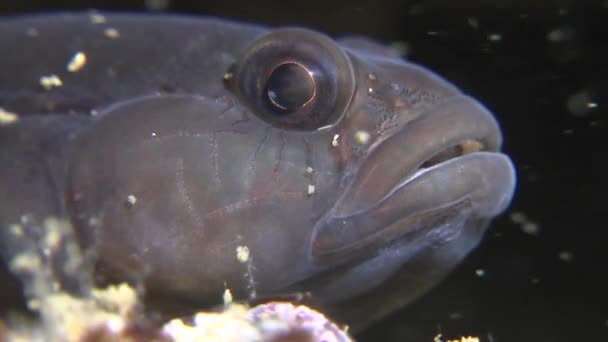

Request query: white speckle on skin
[
  {"left": 104, "top": 28, "right": 120, "bottom": 39},
  {"left": 10, "top": 224, "right": 24, "bottom": 236},
  {"left": 307, "top": 184, "right": 316, "bottom": 195},
  {"left": 354, "top": 130, "right": 371, "bottom": 145},
  {"left": 306, "top": 166, "right": 314, "bottom": 174},
  {"left": 367, "top": 87, "right": 374, "bottom": 94},
  {"left": 367, "top": 73, "right": 377, "bottom": 81},
  {"left": 90, "top": 13, "right": 107, "bottom": 24},
  {"left": 236, "top": 245, "right": 250, "bottom": 263},
  {"left": 0, "top": 107, "right": 19, "bottom": 125},
  {"left": 126, "top": 195, "right": 137, "bottom": 206},
  {"left": 331, "top": 134, "right": 340, "bottom": 147},
  {"left": 67, "top": 52, "right": 87, "bottom": 72},
  {"left": 39, "top": 75, "right": 63, "bottom": 90},
  {"left": 223, "top": 72, "right": 234, "bottom": 81}
]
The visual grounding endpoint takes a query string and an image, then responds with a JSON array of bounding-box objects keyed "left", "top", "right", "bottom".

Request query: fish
[{"left": 0, "top": 12, "right": 516, "bottom": 330}]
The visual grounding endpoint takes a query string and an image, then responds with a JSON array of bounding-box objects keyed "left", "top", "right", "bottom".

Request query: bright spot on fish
[
  {"left": 331, "top": 134, "right": 340, "bottom": 147},
  {"left": 367, "top": 87, "right": 374, "bottom": 94},
  {"left": 223, "top": 72, "right": 234, "bottom": 81},
  {"left": 354, "top": 130, "right": 371, "bottom": 145},
  {"left": 67, "top": 52, "right": 87, "bottom": 72},
  {"left": 104, "top": 28, "right": 120, "bottom": 39},
  {"left": 10, "top": 224, "right": 23, "bottom": 237},
  {"left": 367, "top": 73, "right": 377, "bottom": 81},
  {"left": 236, "top": 245, "right": 250, "bottom": 263},
  {"left": 0, "top": 107, "right": 18, "bottom": 125},
  {"left": 307, "top": 184, "right": 316, "bottom": 195},
  {"left": 90, "top": 13, "right": 107, "bottom": 24},
  {"left": 39, "top": 75, "right": 63, "bottom": 90},
  {"left": 126, "top": 194, "right": 137, "bottom": 206},
  {"left": 306, "top": 166, "right": 314, "bottom": 174},
  {"left": 223, "top": 288, "right": 233, "bottom": 305}
]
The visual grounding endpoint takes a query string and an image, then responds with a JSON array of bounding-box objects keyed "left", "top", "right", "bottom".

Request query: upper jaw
[{"left": 310, "top": 95, "right": 516, "bottom": 261}]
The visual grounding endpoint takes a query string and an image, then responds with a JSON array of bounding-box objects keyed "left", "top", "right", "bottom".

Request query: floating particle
[
  {"left": 510, "top": 211, "right": 541, "bottom": 236},
  {"left": 567, "top": 90, "right": 598, "bottom": 117},
  {"left": 547, "top": 27, "right": 575, "bottom": 42},
  {"left": 67, "top": 52, "right": 87, "bottom": 72},
  {"left": 145, "top": 0, "right": 171, "bottom": 11},
  {"left": 39, "top": 75, "right": 63, "bottom": 90},
  {"left": 521, "top": 222, "right": 540, "bottom": 236},
  {"left": 236, "top": 245, "right": 250, "bottom": 263},
  {"left": 467, "top": 17, "right": 479, "bottom": 28},
  {"left": 449, "top": 312, "right": 463, "bottom": 320},
  {"left": 367, "top": 73, "right": 377, "bottom": 81},
  {"left": 389, "top": 41, "right": 410, "bottom": 57},
  {"left": 223, "top": 288, "right": 233, "bottom": 305},
  {"left": 509, "top": 211, "right": 526, "bottom": 224},
  {"left": 475, "top": 269, "right": 485, "bottom": 277},
  {"left": 558, "top": 250, "right": 574, "bottom": 262},
  {"left": 367, "top": 87, "right": 374, "bottom": 94},
  {"left": 0, "top": 107, "right": 18, "bottom": 125},
  {"left": 487, "top": 33, "right": 502, "bottom": 42}
]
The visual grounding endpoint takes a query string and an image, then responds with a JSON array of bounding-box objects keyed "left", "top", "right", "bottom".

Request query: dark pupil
[{"left": 264, "top": 63, "right": 315, "bottom": 114}]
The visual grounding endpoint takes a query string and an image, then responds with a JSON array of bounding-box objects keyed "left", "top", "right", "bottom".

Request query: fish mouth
[{"left": 312, "top": 95, "right": 516, "bottom": 261}]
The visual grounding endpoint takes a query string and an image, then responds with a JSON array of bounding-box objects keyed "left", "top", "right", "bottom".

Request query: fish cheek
[{"left": 64, "top": 96, "right": 247, "bottom": 298}]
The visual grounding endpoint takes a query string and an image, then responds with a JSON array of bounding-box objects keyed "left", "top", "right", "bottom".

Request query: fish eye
[{"left": 228, "top": 28, "right": 356, "bottom": 130}]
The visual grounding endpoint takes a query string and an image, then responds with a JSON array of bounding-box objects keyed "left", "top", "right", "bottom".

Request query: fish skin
[{"left": 0, "top": 13, "right": 516, "bottom": 330}]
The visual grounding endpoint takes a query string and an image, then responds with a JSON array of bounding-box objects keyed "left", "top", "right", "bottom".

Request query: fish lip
[
  {"left": 311, "top": 96, "right": 516, "bottom": 261},
  {"left": 330, "top": 95, "right": 504, "bottom": 218},
  {"left": 312, "top": 151, "right": 516, "bottom": 262}
]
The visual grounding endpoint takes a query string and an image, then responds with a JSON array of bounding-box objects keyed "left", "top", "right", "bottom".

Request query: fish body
[{"left": 0, "top": 13, "right": 516, "bottom": 329}]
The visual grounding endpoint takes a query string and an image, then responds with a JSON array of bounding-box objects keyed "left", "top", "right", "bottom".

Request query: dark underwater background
[{"left": 1, "top": 1, "right": 606, "bottom": 341}]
